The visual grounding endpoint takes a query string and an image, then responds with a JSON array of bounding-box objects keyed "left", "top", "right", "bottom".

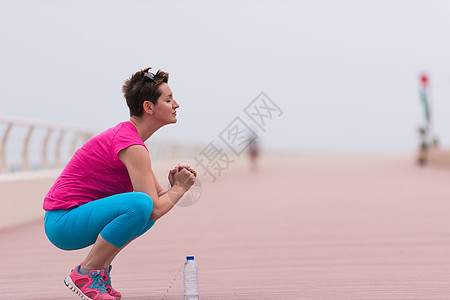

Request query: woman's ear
[{"left": 143, "top": 101, "right": 154, "bottom": 114}]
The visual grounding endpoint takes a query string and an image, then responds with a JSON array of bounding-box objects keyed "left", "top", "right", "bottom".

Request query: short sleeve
[{"left": 112, "top": 122, "right": 148, "bottom": 158}]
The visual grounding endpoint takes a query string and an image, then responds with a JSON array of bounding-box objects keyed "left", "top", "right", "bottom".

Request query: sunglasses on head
[
  {"left": 143, "top": 71, "right": 166, "bottom": 86},
  {"left": 143, "top": 72, "right": 155, "bottom": 81}
]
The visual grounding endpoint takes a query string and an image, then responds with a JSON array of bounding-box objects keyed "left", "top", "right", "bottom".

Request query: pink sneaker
[
  {"left": 64, "top": 264, "right": 115, "bottom": 300},
  {"left": 103, "top": 266, "right": 122, "bottom": 300}
]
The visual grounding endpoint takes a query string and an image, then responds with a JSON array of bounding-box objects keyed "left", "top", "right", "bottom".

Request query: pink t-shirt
[{"left": 43, "top": 121, "right": 147, "bottom": 210}]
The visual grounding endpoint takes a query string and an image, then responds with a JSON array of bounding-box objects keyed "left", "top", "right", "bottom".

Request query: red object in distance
[{"left": 420, "top": 74, "right": 429, "bottom": 86}]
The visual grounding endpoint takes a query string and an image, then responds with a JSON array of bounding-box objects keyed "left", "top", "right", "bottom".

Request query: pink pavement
[{"left": 1, "top": 154, "right": 450, "bottom": 299}]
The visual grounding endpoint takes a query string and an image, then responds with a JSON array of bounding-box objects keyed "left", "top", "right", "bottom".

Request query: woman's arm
[
  {"left": 118, "top": 145, "right": 195, "bottom": 221},
  {"left": 151, "top": 169, "right": 166, "bottom": 197}
]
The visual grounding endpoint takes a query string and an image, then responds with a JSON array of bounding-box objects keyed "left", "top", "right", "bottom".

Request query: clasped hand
[{"left": 168, "top": 164, "right": 197, "bottom": 191}]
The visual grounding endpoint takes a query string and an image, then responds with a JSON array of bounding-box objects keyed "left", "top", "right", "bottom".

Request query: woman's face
[{"left": 152, "top": 83, "right": 179, "bottom": 124}]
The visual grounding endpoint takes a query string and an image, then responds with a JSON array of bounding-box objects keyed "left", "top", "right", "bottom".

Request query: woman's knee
[{"left": 129, "top": 192, "right": 153, "bottom": 219}]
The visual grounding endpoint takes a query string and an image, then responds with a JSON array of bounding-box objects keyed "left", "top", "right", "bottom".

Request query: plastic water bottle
[{"left": 183, "top": 256, "right": 199, "bottom": 300}]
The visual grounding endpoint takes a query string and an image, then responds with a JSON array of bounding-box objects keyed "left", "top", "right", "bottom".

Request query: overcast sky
[{"left": 1, "top": 0, "right": 449, "bottom": 154}]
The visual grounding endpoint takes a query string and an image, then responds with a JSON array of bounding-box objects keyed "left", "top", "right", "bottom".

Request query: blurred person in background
[
  {"left": 43, "top": 68, "right": 197, "bottom": 300},
  {"left": 247, "top": 131, "right": 260, "bottom": 172}
]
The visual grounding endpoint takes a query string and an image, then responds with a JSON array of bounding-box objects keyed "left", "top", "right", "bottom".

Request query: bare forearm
[
  {"left": 158, "top": 190, "right": 169, "bottom": 197},
  {"left": 150, "top": 185, "right": 186, "bottom": 221}
]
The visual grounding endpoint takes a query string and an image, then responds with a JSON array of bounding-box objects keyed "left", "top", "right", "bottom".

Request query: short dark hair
[{"left": 122, "top": 67, "right": 169, "bottom": 117}]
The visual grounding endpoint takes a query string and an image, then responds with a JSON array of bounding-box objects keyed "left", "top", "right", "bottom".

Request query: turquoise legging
[{"left": 44, "top": 192, "right": 155, "bottom": 250}]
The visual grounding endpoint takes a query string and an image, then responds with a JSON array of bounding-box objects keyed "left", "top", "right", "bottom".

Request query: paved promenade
[{"left": 1, "top": 154, "right": 450, "bottom": 299}]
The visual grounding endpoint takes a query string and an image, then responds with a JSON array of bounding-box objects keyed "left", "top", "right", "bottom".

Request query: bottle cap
[{"left": 186, "top": 256, "right": 194, "bottom": 260}]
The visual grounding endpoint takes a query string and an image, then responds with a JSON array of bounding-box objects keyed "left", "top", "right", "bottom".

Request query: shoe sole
[
  {"left": 64, "top": 275, "right": 94, "bottom": 300},
  {"left": 64, "top": 276, "right": 121, "bottom": 300}
]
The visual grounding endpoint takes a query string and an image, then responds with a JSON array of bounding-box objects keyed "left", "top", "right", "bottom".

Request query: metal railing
[
  {"left": 0, "top": 116, "right": 95, "bottom": 173},
  {"left": 146, "top": 138, "right": 203, "bottom": 163},
  {"left": 0, "top": 116, "right": 204, "bottom": 174}
]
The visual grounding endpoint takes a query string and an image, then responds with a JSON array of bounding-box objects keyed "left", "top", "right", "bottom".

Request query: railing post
[
  {"left": 41, "top": 127, "right": 53, "bottom": 169},
  {"left": 172, "top": 143, "right": 180, "bottom": 159},
  {"left": 55, "top": 129, "right": 66, "bottom": 169},
  {"left": 70, "top": 132, "right": 80, "bottom": 157},
  {"left": 22, "top": 125, "right": 35, "bottom": 171},
  {"left": 1, "top": 123, "right": 12, "bottom": 173}
]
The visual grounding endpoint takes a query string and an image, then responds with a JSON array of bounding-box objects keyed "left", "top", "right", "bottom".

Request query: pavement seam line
[{"left": 162, "top": 265, "right": 183, "bottom": 300}]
